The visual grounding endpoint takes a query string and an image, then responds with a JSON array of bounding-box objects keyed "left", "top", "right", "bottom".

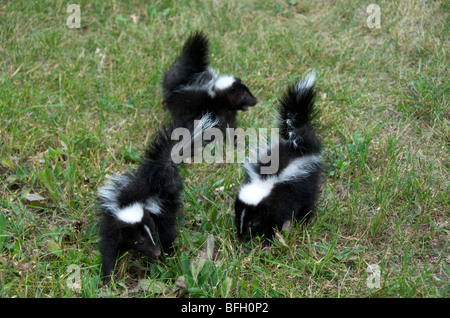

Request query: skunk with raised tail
[
  {"left": 163, "top": 31, "right": 258, "bottom": 132},
  {"left": 98, "top": 113, "right": 218, "bottom": 283},
  {"left": 234, "top": 72, "right": 322, "bottom": 243}
]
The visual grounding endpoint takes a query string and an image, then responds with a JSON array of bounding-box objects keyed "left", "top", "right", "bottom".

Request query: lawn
[{"left": 0, "top": 0, "right": 448, "bottom": 298}]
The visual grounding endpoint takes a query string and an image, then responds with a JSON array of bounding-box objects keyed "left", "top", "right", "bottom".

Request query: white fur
[
  {"left": 171, "top": 112, "right": 220, "bottom": 163},
  {"left": 295, "top": 72, "right": 316, "bottom": 95},
  {"left": 178, "top": 69, "right": 218, "bottom": 97},
  {"left": 98, "top": 174, "right": 130, "bottom": 213},
  {"left": 192, "top": 113, "right": 220, "bottom": 141},
  {"left": 238, "top": 179, "right": 275, "bottom": 206},
  {"left": 145, "top": 197, "right": 162, "bottom": 215},
  {"left": 277, "top": 155, "right": 322, "bottom": 183},
  {"left": 115, "top": 202, "right": 144, "bottom": 224},
  {"left": 242, "top": 162, "right": 260, "bottom": 182},
  {"left": 99, "top": 174, "right": 159, "bottom": 223},
  {"left": 178, "top": 69, "right": 237, "bottom": 98},
  {"left": 238, "top": 154, "right": 322, "bottom": 206},
  {"left": 144, "top": 224, "right": 156, "bottom": 245},
  {"left": 214, "top": 76, "right": 235, "bottom": 90}
]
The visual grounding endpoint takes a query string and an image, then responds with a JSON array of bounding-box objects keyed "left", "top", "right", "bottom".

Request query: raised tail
[
  {"left": 143, "top": 112, "right": 219, "bottom": 165},
  {"left": 277, "top": 72, "right": 321, "bottom": 154},
  {"left": 162, "top": 31, "right": 210, "bottom": 99}
]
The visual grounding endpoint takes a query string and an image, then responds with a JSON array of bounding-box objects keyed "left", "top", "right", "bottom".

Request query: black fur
[
  {"left": 162, "top": 31, "right": 258, "bottom": 132},
  {"left": 162, "top": 31, "right": 210, "bottom": 98},
  {"left": 98, "top": 114, "right": 216, "bottom": 283},
  {"left": 98, "top": 204, "right": 167, "bottom": 284},
  {"left": 234, "top": 73, "right": 322, "bottom": 243}
]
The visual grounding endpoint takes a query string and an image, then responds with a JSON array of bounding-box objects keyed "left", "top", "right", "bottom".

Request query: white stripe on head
[
  {"left": 214, "top": 75, "right": 235, "bottom": 91},
  {"left": 240, "top": 209, "right": 246, "bottom": 234},
  {"left": 115, "top": 202, "right": 144, "bottom": 224},
  {"left": 144, "top": 225, "right": 157, "bottom": 246}
]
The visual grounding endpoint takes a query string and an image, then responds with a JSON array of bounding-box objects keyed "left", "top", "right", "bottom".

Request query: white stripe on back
[
  {"left": 145, "top": 197, "right": 162, "bottom": 215},
  {"left": 177, "top": 69, "right": 237, "bottom": 98},
  {"left": 238, "top": 154, "right": 321, "bottom": 206}
]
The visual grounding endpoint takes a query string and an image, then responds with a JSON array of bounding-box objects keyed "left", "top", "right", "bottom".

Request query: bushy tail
[
  {"left": 143, "top": 112, "right": 219, "bottom": 164},
  {"left": 162, "top": 31, "right": 210, "bottom": 99},
  {"left": 277, "top": 72, "right": 321, "bottom": 154}
]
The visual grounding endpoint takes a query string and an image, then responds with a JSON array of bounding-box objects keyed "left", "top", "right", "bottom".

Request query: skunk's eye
[
  {"left": 250, "top": 223, "right": 257, "bottom": 231},
  {"left": 134, "top": 241, "right": 144, "bottom": 246}
]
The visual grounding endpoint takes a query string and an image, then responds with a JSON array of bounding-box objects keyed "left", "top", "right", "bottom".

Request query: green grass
[{"left": 0, "top": 0, "right": 449, "bottom": 298}]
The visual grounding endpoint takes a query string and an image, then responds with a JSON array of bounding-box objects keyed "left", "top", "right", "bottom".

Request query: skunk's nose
[
  {"left": 145, "top": 246, "right": 161, "bottom": 259},
  {"left": 240, "top": 95, "right": 258, "bottom": 110},
  {"left": 248, "top": 96, "right": 258, "bottom": 106}
]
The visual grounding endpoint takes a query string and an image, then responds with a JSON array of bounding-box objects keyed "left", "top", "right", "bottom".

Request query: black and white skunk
[
  {"left": 162, "top": 31, "right": 258, "bottom": 132},
  {"left": 98, "top": 113, "right": 218, "bottom": 283},
  {"left": 234, "top": 72, "right": 322, "bottom": 243}
]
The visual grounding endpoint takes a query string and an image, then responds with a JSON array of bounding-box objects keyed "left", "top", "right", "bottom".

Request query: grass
[{"left": 0, "top": 0, "right": 448, "bottom": 298}]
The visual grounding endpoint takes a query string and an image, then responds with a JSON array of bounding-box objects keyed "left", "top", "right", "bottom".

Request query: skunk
[
  {"left": 98, "top": 113, "right": 218, "bottom": 283},
  {"left": 234, "top": 72, "right": 322, "bottom": 243},
  {"left": 162, "top": 31, "right": 258, "bottom": 132}
]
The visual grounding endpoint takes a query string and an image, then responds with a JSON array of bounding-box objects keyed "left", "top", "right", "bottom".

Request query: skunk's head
[
  {"left": 234, "top": 198, "right": 274, "bottom": 243},
  {"left": 114, "top": 203, "right": 162, "bottom": 259},
  {"left": 212, "top": 76, "right": 258, "bottom": 111}
]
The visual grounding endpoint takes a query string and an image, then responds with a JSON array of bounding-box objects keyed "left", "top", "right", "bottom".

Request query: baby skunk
[
  {"left": 98, "top": 113, "right": 218, "bottom": 283},
  {"left": 234, "top": 72, "right": 322, "bottom": 243},
  {"left": 162, "top": 31, "right": 258, "bottom": 132}
]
